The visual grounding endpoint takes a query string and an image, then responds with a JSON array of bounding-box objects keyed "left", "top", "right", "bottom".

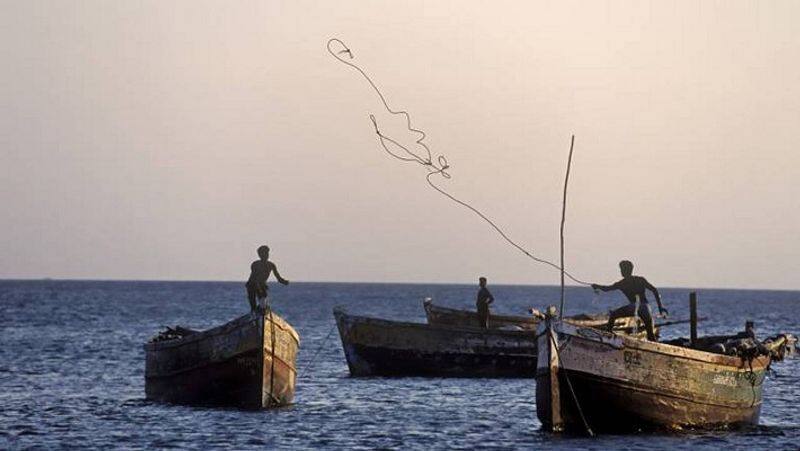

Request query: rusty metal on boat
[
  {"left": 144, "top": 309, "right": 299, "bottom": 409},
  {"left": 334, "top": 307, "right": 537, "bottom": 377},
  {"left": 536, "top": 314, "right": 794, "bottom": 432}
]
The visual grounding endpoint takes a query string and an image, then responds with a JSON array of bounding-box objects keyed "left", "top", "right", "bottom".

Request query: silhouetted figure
[
  {"left": 245, "top": 245, "right": 289, "bottom": 312},
  {"left": 591, "top": 260, "right": 667, "bottom": 341},
  {"left": 476, "top": 277, "right": 494, "bottom": 329}
]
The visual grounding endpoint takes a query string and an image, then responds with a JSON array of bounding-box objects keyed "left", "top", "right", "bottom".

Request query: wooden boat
[
  {"left": 424, "top": 299, "right": 540, "bottom": 329},
  {"left": 144, "top": 309, "right": 299, "bottom": 409},
  {"left": 535, "top": 310, "right": 794, "bottom": 432},
  {"left": 334, "top": 307, "right": 537, "bottom": 377},
  {"left": 423, "top": 299, "right": 651, "bottom": 336}
]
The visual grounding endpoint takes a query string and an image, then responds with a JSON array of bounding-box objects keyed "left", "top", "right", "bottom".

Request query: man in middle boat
[
  {"left": 476, "top": 277, "right": 494, "bottom": 329},
  {"left": 591, "top": 260, "right": 667, "bottom": 341}
]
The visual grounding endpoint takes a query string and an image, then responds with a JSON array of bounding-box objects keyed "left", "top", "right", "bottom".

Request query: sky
[{"left": 1, "top": 1, "right": 799, "bottom": 290}]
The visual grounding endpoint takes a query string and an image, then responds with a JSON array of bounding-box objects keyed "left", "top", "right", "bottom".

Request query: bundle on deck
[
  {"left": 665, "top": 333, "right": 796, "bottom": 361},
  {"left": 149, "top": 326, "right": 198, "bottom": 343}
]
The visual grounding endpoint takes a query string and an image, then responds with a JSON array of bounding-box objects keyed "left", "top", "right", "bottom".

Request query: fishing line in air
[{"left": 326, "top": 38, "right": 590, "bottom": 286}]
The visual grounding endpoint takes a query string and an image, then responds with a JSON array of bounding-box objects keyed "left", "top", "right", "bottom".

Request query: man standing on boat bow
[
  {"left": 476, "top": 277, "right": 494, "bottom": 329},
  {"left": 246, "top": 245, "right": 289, "bottom": 312},
  {"left": 591, "top": 260, "right": 667, "bottom": 341}
]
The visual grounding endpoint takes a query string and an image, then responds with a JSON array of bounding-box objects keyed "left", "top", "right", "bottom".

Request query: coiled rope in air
[
  {"left": 326, "top": 38, "right": 591, "bottom": 286},
  {"left": 328, "top": 40, "right": 595, "bottom": 433}
]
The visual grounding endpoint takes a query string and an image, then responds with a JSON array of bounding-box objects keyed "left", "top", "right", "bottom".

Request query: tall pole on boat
[
  {"left": 559, "top": 135, "right": 575, "bottom": 317},
  {"left": 689, "top": 291, "right": 698, "bottom": 347}
]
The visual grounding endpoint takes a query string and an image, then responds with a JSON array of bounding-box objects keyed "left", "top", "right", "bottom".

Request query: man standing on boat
[
  {"left": 246, "top": 245, "right": 289, "bottom": 312},
  {"left": 476, "top": 277, "right": 494, "bottom": 329},
  {"left": 591, "top": 260, "right": 667, "bottom": 341}
]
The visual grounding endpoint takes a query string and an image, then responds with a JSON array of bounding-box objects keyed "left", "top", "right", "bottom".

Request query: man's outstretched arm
[
  {"left": 591, "top": 281, "right": 620, "bottom": 292},
  {"left": 644, "top": 279, "right": 667, "bottom": 316},
  {"left": 271, "top": 262, "right": 290, "bottom": 285}
]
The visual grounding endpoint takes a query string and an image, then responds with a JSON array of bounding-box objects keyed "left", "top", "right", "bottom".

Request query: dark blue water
[{"left": 1, "top": 280, "right": 798, "bottom": 449}]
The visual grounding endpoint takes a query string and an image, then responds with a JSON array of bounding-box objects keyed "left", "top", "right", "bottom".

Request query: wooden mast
[{"left": 559, "top": 135, "right": 575, "bottom": 316}]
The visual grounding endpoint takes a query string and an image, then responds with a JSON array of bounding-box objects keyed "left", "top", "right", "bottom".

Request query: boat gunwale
[
  {"left": 144, "top": 310, "right": 299, "bottom": 352},
  {"left": 334, "top": 307, "right": 536, "bottom": 338},
  {"left": 424, "top": 301, "right": 634, "bottom": 329},
  {"left": 424, "top": 301, "right": 540, "bottom": 324},
  {"left": 553, "top": 320, "right": 770, "bottom": 370}
]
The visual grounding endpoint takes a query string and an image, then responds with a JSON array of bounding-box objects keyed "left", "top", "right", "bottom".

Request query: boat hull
[
  {"left": 334, "top": 308, "right": 537, "bottom": 377},
  {"left": 536, "top": 319, "right": 768, "bottom": 432},
  {"left": 144, "top": 310, "right": 299, "bottom": 409}
]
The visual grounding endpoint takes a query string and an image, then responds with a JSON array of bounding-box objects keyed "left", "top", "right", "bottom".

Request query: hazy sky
[{"left": 2, "top": 1, "right": 799, "bottom": 289}]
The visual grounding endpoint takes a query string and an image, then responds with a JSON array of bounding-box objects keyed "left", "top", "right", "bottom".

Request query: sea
[{"left": 1, "top": 280, "right": 798, "bottom": 450}]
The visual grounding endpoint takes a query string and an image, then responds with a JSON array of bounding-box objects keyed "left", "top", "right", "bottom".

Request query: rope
[
  {"left": 264, "top": 297, "right": 279, "bottom": 407},
  {"left": 327, "top": 38, "right": 591, "bottom": 286},
  {"left": 548, "top": 330, "right": 594, "bottom": 436},
  {"left": 742, "top": 354, "right": 762, "bottom": 408},
  {"left": 300, "top": 321, "right": 338, "bottom": 373}
]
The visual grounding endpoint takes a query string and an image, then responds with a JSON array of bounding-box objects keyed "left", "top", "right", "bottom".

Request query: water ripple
[{"left": 1, "top": 280, "right": 798, "bottom": 449}]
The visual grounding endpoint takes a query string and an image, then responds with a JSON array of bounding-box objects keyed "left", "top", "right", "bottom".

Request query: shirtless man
[
  {"left": 246, "top": 245, "right": 289, "bottom": 312},
  {"left": 591, "top": 260, "right": 667, "bottom": 341}
]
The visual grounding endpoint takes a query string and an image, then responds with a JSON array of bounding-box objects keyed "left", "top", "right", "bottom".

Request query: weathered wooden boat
[
  {"left": 423, "top": 299, "right": 651, "bottom": 336},
  {"left": 536, "top": 311, "right": 794, "bottom": 432},
  {"left": 144, "top": 308, "right": 299, "bottom": 409},
  {"left": 334, "top": 307, "right": 537, "bottom": 377},
  {"left": 424, "top": 299, "right": 540, "bottom": 329}
]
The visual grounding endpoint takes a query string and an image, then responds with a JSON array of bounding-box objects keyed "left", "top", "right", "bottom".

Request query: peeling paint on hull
[
  {"left": 536, "top": 319, "right": 769, "bottom": 433},
  {"left": 536, "top": 369, "right": 761, "bottom": 432}
]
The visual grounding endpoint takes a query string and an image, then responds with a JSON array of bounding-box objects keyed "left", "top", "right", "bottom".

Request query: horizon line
[{"left": 0, "top": 277, "right": 798, "bottom": 293}]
